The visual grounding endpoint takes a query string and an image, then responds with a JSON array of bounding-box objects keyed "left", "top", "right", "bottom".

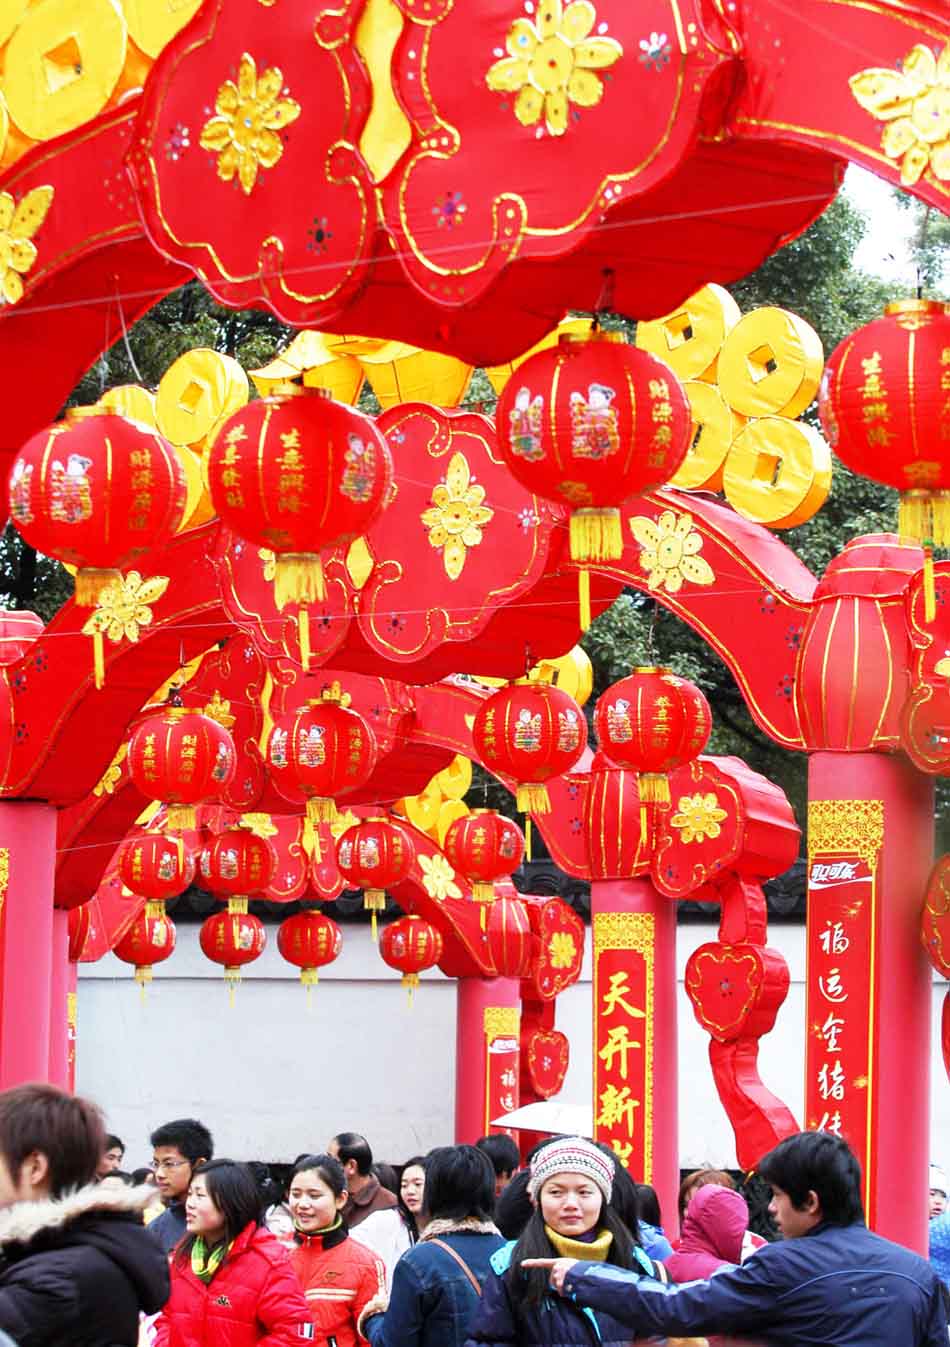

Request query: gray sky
[{"left": 844, "top": 165, "right": 919, "bottom": 288}]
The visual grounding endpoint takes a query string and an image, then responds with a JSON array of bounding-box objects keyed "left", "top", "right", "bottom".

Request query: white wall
[{"left": 77, "top": 922, "right": 950, "bottom": 1172}]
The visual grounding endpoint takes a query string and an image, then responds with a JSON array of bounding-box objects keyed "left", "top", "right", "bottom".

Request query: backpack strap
[{"left": 428, "top": 1238, "right": 483, "bottom": 1296}]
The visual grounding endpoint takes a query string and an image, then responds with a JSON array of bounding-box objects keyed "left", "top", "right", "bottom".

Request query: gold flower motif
[
  {"left": 200, "top": 53, "right": 301, "bottom": 195},
  {"left": 850, "top": 43, "right": 950, "bottom": 186},
  {"left": 0, "top": 186, "right": 53, "bottom": 306},
  {"left": 629, "top": 510, "right": 714, "bottom": 594},
  {"left": 93, "top": 743, "right": 128, "bottom": 797},
  {"left": 670, "top": 792, "right": 727, "bottom": 845},
  {"left": 418, "top": 852, "right": 463, "bottom": 900},
  {"left": 421, "top": 452, "right": 493, "bottom": 580},
  {"left": 486, "top": 0, "right": 622, "bottom": 137},
  {"left": 548, "top": 930, "right": 578, "bottom": 969},
  {"left": 239, "top": 812, "right": 278, "bottom": 838},
  {"left": 81, "top": 572, "right": 170, "bottom": 645}
]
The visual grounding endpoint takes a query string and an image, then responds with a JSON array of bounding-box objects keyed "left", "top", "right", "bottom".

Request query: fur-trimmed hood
[
  {"left": 0, "top": 1181, "right": 155, "bottom": 1248},
  {"left": 419, "top": 1216, "right": 501, "bottom": 1240}
]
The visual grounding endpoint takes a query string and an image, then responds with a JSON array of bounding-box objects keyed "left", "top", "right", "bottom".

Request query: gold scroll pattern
[
  {"left": 807, "top": 800, "right": 884, "bottom": 867},
  {"left": 484, "top": 1006, "right": 520, "bottom": 1039}
]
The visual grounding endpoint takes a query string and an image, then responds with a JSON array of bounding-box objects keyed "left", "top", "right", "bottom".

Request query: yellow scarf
[{"left": 544, "top": 1224, "right": 613, "bottom": 1262}]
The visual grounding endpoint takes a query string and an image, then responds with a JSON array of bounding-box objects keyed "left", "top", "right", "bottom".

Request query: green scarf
[
  {"left": 544, "top": 1224, "right": 613, "bottom": 1263},
  {"left": 191, "top": 1236, "right": 230, "bottom": 1284}
]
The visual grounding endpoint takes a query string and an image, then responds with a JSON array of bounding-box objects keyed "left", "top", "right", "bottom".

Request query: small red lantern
[
  {"left": 277, "top": 910, "right": 343, "bottom": 989},
  {"left": 119, "top": 832, "right": 195, "bottom": 910},
  {"left": 336, "top": 816, "right": 415, "bottom": 937},
  {"left": 128, "top": 706, "right": 236, "bottom": 831},
  {"left": 486, "top": 896, "right": 533, "bottom": 979},
  {"left": 68, "top": 905, "right": 91, "bottom": 963},
  {"left": 208, "top": 388, "right": 392, "bottom": 665},
  {"left": 199, "top": 910, "right": 267, "bottom": 993},
  {"left": 379, "top": 914, "right": 443, "bottom": 1004},
  {"left": 593, "top": 666, "right": 711, "bottom": 804},
  {"left": 114, "top": 909, "right": 177, "bottom": 989},
  {"left": 495, "top": 334, "right": 689, "bottom": 624},
  {"left": 200, "top": 827, "right": 277, "bottom": 914},
  {"left": 472, "top": 682, "right": 587, "bottom": 814},
  {"left": 268, "top": 685, "right": 378, "bottom": 835},
  {"left": 443, "top": 810, "right": 525, "bottom": 903}
]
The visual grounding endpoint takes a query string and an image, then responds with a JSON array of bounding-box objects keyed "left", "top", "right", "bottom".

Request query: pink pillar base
[
  {"left": 455, "top": 977, "right": 521, "bottom": 1143},
  {"left": 0, "top": 801, "right": 56, "bottom": 1088}
]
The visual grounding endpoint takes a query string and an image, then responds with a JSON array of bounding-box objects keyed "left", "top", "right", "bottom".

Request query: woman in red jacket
[
  {"left": 154, "top": 1159, "right": 311, "bottom": 1347},
  {"left": 287, "top": 1153, "right": 387, "bottom": 1347}
]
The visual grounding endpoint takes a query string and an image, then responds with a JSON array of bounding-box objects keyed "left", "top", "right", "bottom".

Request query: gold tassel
[
  {"left": 578, "top": 570, "right": 591, "bottom": 632},
  {"left": 569, "top": 507, "right": 623, "bottom": 563},
  {"left": 145, "top": 900, "right": 165, "bottom": 920},
  {"left": 525, "top": 816, "right": 532, "bottom": 862},
  {"left": 134, "top": 966, "right": 152, "bottom": 1005},
  {"left": 365, "top": 888, "right": 386, "bottom": 942},
  {"left": 472, "top": 881, "right": 495, "bottom": 903},
  {"left": 225, "top": 968, "right": 241, "bottom": 1008},
  {"left": 75, "top": 568, "right": 121, "bottom": 606},
  {"left": 934, "top": 492, "right": 950, "bottom": 547},
  {"left": 925, "top": 547, "right": 937, "bottom": 623},
  {"left": 92, "top": 631, "right": 105, "bottom": 691},
  {"left": 302, "top": 801, "right": 323, "bottom": 862},
  {"left": 639, "top": 803, "right": 649, "bottom": 842},
  {"left": 897, "top": 489, "right": 950, "bottom": 546},
  {"left": 310, "top": 796, "right": 338, "bottom": 824},
  {"left": 403, "top": 972, "right": 419, "bottom": 1008},
  {"left": 166, "top": 804, "right": 197, "bottom": 832},
  {"left": 298, "top": 607, "right": 311, "bottom": 671},
  {"left": 273, "top": 553, "right": 325, "bottom": 607},
  {"left": 516, "top": 783, "right": 551, "bottom": 814},
  {"left": 227, "top": 896, "right": 249, "bottom": 915},
  {"left": 638, "top": 772, "right": 670, "bottom": 805}
]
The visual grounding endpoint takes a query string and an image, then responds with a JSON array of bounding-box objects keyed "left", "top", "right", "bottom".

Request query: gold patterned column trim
[
  {"left": 483, "top": 1006, "right": 520, "bottom": 1039},
  {"left": 0, "top": 847, "right": 8, "bottom": 916},
  {"left": 66, "top": 992, "right": 77, "bottom": 1028},
  {"left": 807, "top": 800, "right": 884, "bottom": 865},
  {"left": 593, "top": 911, "right": 655, "bottom": 953}
]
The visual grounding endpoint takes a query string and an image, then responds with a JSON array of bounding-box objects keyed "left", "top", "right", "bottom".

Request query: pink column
[
  {"left": 0, "top": 802, "right": 56, "bottom": 1088},
  {"left": 48, "top": 907, "right": 70, "bottom": 1089},
  {"left": 807, "top": 753, "right": 933, "bottom": 1253},
  {"left": 591, "top": 877, "right": 679, "bottom": 1238},
  {"left": 455, "top": 976, "right": 521, "bottom": 1143}
]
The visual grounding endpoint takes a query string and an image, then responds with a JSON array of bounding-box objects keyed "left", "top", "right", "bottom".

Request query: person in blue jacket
[
  {"left": 523, "top": 1130, "right": 949, "bottom": 1347},
  {"left": 465, "top": 1135, "right": 667, "bottom": 1347}
]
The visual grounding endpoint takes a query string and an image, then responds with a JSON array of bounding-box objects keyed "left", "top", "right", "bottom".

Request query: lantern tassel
[
  {"left": 309, "top": 796, "right": 338, "bottom": 824},
  {"left": 639, "top": 803, "right": 649, "bottom": 843},
  {"left": 227, "top": 896, "right": 249, "bottom": 915},
  {"left": 525, "top": 817, "right": 532, "bottom": 863},
  {"left": 225, "top": 968, "right": 240, "bottom": 1008},
  {"left": 92, "top": 631, "right": 105, "bottom": 691},
  {"left": 925, "top": 547, "right": 937, "bottom": 624},
  {"left": 75, "top": 567, "right": 121, "bottom": 607},
  {"left": 301, "top": 968, "right": 318, "bottom": 1012},
  {"left": 145, "top": 900, "right": 165, "bottom": 920},
  {"left": 302, "top": 802, "right": 323, "bottom": 862},
  {"left": 364, "top": 888, "right": 386, "bottom": 942},
  {"left": 473, "top": 882, "right": 495, "bottom": 903},
  {"left": 638, "top": 772, "right": 670, "bottom": 805},
  {"left": 403, "top": 972, "right": 419, "bottom": 1008},
  {"left": 274, "top": 553, "right": 326, "bottom": 607},
  {"left": 298, "top": 607, "right": 311, "bottom": 672},
  {"left": 578, "top": 570, "right": 592, "bottom": 633},
  {"left": 166, "top": 804, "right": 197, "bottom": 832},
  {"left": 569, "top": 507, "right": 623, "bottom": 563},
  {"left": 134, "top": 967, "right": 152, "bottom": 1006},
  {"left": 516, "top": 783, "right": 551, "bottom": 814}
]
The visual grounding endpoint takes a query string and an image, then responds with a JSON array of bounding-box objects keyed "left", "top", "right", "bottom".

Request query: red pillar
[
  {"left": 48, "top": 908, "right": 70, "bottom": 1089},
  {"left": 0, "top": 801, "right": 56, "bottom": 1088},
  {"left": 455, "top": 977, "right": 521, "bottom": 1143},
  {"left": 591, "top": 877, "right": 679, "bottom": 1238},
  {"left": 807, "top": 752, "right": 932, "bottom": 1253}
]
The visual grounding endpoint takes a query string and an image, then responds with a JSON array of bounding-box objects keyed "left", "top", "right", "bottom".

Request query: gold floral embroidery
[
  {"left": 850, "top": 43, "right": 950, "bottom": 187},
  {"left": 629, "top": 510, "right": 714, "bottom": 594},
  {"left": 239, "top": 812, "right": 279, "bottom": 838},
  {"left": 200, "top": 53, "right": 301, "bottom": 195},
  {"left": 548, "top": 930, "right": 578, "bottom": 968},
  {"left": 669, "top": 792, "right": 727, "bottom": 845},
  {"left": 81, "top": 572, "right": 170, "bottom": 646},
  {"left": 0, "top": 186, "right": 53, "bottom": 306},
  {"left": 486, "top": 0, "right": 622, "bottom": 137},
  {"left": 93, "top": 743, "right": 128, "bottom": 797},
  {"left": 418, "top": 853, "right": 463, "bottom": 900},
  {"left": 421, "top": 452, "right": 493, "bottom": 580}
]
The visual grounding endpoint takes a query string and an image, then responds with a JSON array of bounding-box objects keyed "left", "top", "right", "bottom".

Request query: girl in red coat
[
  {"left": 154, "top": 1159, "right": 311, "bottom": 1347},
  {"left": 287, "top": 1153, "right": 387, "bottom": 1347}
]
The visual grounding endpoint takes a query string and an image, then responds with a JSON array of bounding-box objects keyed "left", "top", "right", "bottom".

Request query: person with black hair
[
  {"left": 634, "top": 1182, "right": 673, "bottom": 1259},
  {"left": 398, "top": 1156, "right": 427, "bottom": 1245},
  {"left": 154, "top": 1158, "right": 309, "bottom": 1347},
  {"left": 361, "top": 1145, "right": 504, "bottom": 1347},
  {"left": 525, "top": 1130, "right": 950, "bottom": 1347},
  {"left": 287, "top": 1154, "right": 386, "bottom": 1347},
  {"left": 327, "top": 1132, "right": 408, "bottom": 1280},
  {"left": 466, "top": 1136, "right": 665, "bottom": 1347},
  {"left": 148, "top": 1118, "right": 213, "bottom": 1255},
  {"left": 475, "top": 1135, "right": 520, "bottom": 1195},
  {"left": 97, "top": 1133, "right": 125, "bottom": 1180}
]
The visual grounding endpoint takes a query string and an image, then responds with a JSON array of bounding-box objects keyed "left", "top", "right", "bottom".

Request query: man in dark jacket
[
  {"left": 0, "top": 1083, "right": 169, "bottom": 1346},
  {"left": 525, "top": 1131, "right": 949, "bottom": 1347},
  {"left": 147, "top": 1116, "right": 213, "bottom": 1254}
]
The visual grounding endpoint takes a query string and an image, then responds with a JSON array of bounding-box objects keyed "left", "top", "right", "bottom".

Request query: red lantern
[
  {"left": 208, "top": 387, "right": 392, "bottom": 665},
  {"left": 495, "top": 334, "right": 689, "bottom": 625},
  {"left": 118, "top": 832, "right": 195, "bottom": 910},
  {"left": 68, "top": 905, "right": 91, "bottom": 963},
  {"left": 593, "top": 666, "right": 711, "bottom": 804},
  {"left": 336, "top": 816, "right": 414, "bottom": 937},
  {"left": 472, "top": 681, "right": 587, "bottom": 814},
  {"left": 128, "top": 706, "right": 236, "bottom": 831},
  {"left": 443, "top": 810, "right": 525, "bottom": 902},
  {"left": 268, "top": 685, "right": 378, "bottom": 833},
  {"left": 486, "top": 896, "right": 533, "bottom": 979},
  {"left": 114, "top": 909, "right": 177, "bottom": 988},
  {"left": 199, "top": 910, "right": 267, "bottom": 992},
  {"left": 379, "top": 914, "right": 443, "bottom": 1003},
  {"left": 277, "top": 910, "right": 343, "bottom": 988},
  {"left": 200, "top": 827, "right": 277, "bottom": 914}
]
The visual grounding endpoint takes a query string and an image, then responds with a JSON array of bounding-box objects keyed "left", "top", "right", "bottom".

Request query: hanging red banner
[
  {"left": 805, "top": 800, "right": 884, "bottom": 1221},
  {"left": 484, "top": 1006, "right": 520, "bottom": 1135}
]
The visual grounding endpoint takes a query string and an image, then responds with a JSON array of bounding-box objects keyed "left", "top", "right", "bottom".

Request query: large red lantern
[
  {"left": 208, "top": 387, "right": 392, "bottom": 665},
  {"left": 593, "top": 667, "right": 711, "bottom": 803},
  {"left": 472, "top": 682, "right": 587, "bottom": 814},
  {"left": 277, "top": 911, "right": 343, "bottom": 989},
  {"left": 486, "top": 896, "right": 533, "bottom": 979},
  {"left": 199, "top": 910, "right": 266, "bottom": 993},
  {"left": 379, "top": 915, "right": 443, "bottom": 1003},
  {"left": 128, "top": 706, "right": 236, "bottom": 831},
  {"left": 268, "top": 685, "right": 378, "bottom": 832},
  {"left": 114, "top": 909, "right": 177, "bottom": 989},
  {"left": 443, "top": 810, "right": 525, "bottom": 902},
  {"left": 118, "top": 832, "right": 195, "bottom": 911},
  {"left": 200, "top": 828, "right": 277, "bottom": 914},
  {"left": 336, "top": 816, "right": 415, "bottom": 937}
]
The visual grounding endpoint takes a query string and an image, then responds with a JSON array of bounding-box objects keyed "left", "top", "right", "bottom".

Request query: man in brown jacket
[{"left": 328, "top": 1132, "right": 409, "bottom": 1283}]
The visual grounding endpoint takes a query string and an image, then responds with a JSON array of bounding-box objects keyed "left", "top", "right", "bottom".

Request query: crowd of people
[{"left": 0, "top": 1083, "right": 944, "bottom": 1346}]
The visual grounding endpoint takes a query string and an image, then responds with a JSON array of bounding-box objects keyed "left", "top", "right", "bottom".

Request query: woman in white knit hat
[{"left": 465, "top": 1136, "right": 668, "bottom": 1347}]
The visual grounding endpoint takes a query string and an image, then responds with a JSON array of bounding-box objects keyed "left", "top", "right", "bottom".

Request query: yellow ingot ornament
[
  {"left": 718, "top": 306, "right": 823, "bottom": 420},
  {"left": 119, "top": 0, "right": 203, "bottom": 59},
  {"left": 636, "top": 284, "right": 740, "bottom": 383},
  {"left": 97, "top": 383, "right": 158, "bottom": 427},
  {"left": 723, "top": 417, "right": 832, "bottom": 529},
  {"left": 674, "top": 381, "right": 742, "bottom": 493},
  {"left": 250, "top": 331, "right": 365, "bottom": 404},
  {"left": 156, "top": 348, "right": 249, "bottom": 450}
]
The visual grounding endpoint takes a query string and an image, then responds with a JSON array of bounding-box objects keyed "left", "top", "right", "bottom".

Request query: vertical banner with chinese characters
[
  {"left": 484, "top": 1006, "right": 520, "bottom": 1135},
  {"left": 592, "top": 912, "right": 654, "bottom": 1181},
  {"left": 805, "top": 800, "right": 883, "bottom": 1219}
]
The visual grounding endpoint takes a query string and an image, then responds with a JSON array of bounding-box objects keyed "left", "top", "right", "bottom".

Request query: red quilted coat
[
  {"left": 154, "top": 1222, "right": 311, "bottom": 1347},
  {"left": 290, "top": 1221, "right": 386, "bottom": 1347}
]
